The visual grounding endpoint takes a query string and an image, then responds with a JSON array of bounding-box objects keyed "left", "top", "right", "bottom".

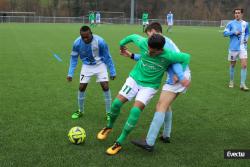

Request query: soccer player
[
  {"left": 97, "top": 33, "right": 191, "bottom": 155},
  {"left": 89, "top": 12, "right": 95, "bottom": 27},
  {"left": 142, "top": 12, "right": 149, "bottom": 32},
  {"left": 67, "top": 26, "right": 116, "bottom": 119},
  {"left": 223, "top": 8, "right": 249, "bottom": 91},
  {"left": 167, "top": 11, "right": 174, "bottom": 32},
  {"left": 95, "top": 11, "right": 101, "bottom": 25},
  {"left": 123, "top": 22, "right": 191, "bottom": 151}
]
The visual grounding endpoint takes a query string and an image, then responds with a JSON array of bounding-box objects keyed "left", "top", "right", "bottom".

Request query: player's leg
[
  {"left": 97, "top": 65, "right": 112, "bottom": 116},
  {"left": 97, "top": 77, "right": 138, "bottom": 140},
  {"left": 106, "top": 86, "right": 157, "bottom": 155},
  {"left": 72, "top": 65, "right": 92, "bottom": 119},
  {"left": 100, "top": 81, "right": 112, "bottom": 115},
  {"left": 239, "top": 51, "right": 248, "bottom": 90},
  {"left": 131, "top": 91, "right": 177, "bottom": 151},
  {"left": 228, "top": 51, "right": 237, "bottom": 88}
]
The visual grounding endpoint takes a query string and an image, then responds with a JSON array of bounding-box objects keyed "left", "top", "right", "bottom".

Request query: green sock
[
  {"left": 107, "top": 98, "right": 123, "bottom": 128},
  {"left": 117, "top": 107, "right": 142, "bottom": 144}
]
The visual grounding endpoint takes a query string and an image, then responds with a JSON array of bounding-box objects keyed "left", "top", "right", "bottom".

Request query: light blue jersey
[
  {"left": 134, "top": 36, "right": 187, "bottom": 85},
  {"left": 68, "top": 34, "right": 116, "bottom": 77},
  {"left": 167, "top": 13, "right": 173, "bottom": 24},
  {"left": 223, "top": 19, "right": 249, "bottom": 51}
]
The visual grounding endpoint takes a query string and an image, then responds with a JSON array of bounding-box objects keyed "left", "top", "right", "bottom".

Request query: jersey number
[
  {"left": 122, "top": 85, "right": 132, "bottom": 94},
  {"left": 80, "top": 75, "right": 84, "bottom": 81}
]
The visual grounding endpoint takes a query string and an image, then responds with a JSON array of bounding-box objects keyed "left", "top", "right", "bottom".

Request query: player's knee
[
  {"left": 102, "top": 86, "right": 109, "bottom": 91},
  {"left": 111, "top": 98, "right": 123, "bottom": 109},
  {"left": 79, "top": 84, "right": 87, "bottom": 92},
  {"left": 241, "top": 64, "right": 247, "bottom": 69}
]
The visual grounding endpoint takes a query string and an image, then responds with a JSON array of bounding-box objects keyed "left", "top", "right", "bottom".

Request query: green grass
[{"left": 0, "top": 24, "right": 250, "bottom": 167}]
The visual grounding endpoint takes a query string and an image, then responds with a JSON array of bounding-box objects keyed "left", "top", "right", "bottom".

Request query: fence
[{"left": 0, "top": 16, "right": 221, "bottom": 26}]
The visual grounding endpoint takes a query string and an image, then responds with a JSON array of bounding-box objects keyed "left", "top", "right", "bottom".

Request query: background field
[{"left": 0, "top": 24, "right": 250, "bottom": 167}]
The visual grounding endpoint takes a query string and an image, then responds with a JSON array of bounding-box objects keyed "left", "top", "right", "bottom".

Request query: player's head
[
  {"left": 148, "top": 34, "right": 165, "bottom": 56},
  {"left": 233, "top": 8, "right": 243, "bottom": 20},
  {"left": 145, "top": 22, "right": 162, "bottom": 37},
  {"left": 80, "top": 26, "right": 93, "bottom": 44}
]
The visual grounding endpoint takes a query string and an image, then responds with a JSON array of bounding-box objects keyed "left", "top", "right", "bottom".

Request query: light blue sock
[
  {"left": 240, "top": 68, "right": 247, "bottom": 85},
  {"left": 163, "top": 110, "right": 173, "bottom": 138},
  {"left": 230, "top": 65, "right": 235, "bottom": 81},
  {"left": 103, "top": 90, "right": 112, "bottom": 113},
  {"left": 146, "top": 112, "right": 165, "bottom": 146},
  {"left": 78, "top": 91, "right": 85, "bottom": 113}
]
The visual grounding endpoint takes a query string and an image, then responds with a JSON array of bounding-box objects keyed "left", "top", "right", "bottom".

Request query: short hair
[
  {"left": 80, "top": 25, "right": 92, "bottom": 33},
  {"left": 148, "top": 34, "right": 165, "bottom": 50},
  {"left": 234, "top": 8, "right": 244, "bottom": 13},
  {"left": 145, "top": 22, "right": 162, "bottom": 33}
]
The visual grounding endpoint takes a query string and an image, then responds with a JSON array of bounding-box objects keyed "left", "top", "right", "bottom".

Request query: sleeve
[
  {"left": 165, "top": 49, "right": 190, "bottom": 70},
  {"left": 171, "top": 63, "right": 184, "bottom": 81},
  {"left": 223, "top": 22, "right": 234, "bottom": 37},
  {"left": 100, "top": 40, "right": 116, "bottom": 77},
  {"left": 119, "top": 34, "right": 145, "bottom": 49},
  {"left": 245, "top": 22, "right": 249, "bottom": 41},
  {"left": 67, "top": 43, "right": 79, "bottom": 77}
]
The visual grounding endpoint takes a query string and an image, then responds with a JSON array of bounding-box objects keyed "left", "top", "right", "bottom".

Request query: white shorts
[
  {"left": 163, "top": 68, "right": 191, "bottom": 93},
  {"left": 96, "top": 20, "right": 100, "bottom": 23},
  {"left": 90, "top": 20, "right": 95, "bottom": 24},
  {"left": 168, "top": 22, "right": 173, "bottom": 26},
  {"left": 142, "top": 21, "right": 149, "bottom": 26},
  {"left": 118, "top": 77, "right": 158, "bottom": 105},
  {"left": 79, "top": 63, "right": 109, "bottom": 83},
  {"left": 228, "top": 50, "right": 248, "bottom": 61}
]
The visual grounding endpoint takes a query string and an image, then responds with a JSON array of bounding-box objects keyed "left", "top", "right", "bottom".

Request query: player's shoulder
[
  {"left": 93, "top": 34, "right": 105, "bottom": 42},
  {"left": 73, "top": 36, "right": 82, "bottom": 45}
]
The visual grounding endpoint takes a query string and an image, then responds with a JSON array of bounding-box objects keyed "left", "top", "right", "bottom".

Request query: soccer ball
[{"left": 68, "top": 126, "right": 86, "bottom": 144}]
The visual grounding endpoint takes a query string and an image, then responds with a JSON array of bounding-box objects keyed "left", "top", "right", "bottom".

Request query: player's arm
[
  {"left": 119, "top": 34, "right": 145, "bottom": 50},
  {"left": 67, "top": 43, "right": 79, "bottom": 82},
  {"left": 169, "top": 64, "right": 190, "bottom": 87},
  {"left": 244, "top": 22, "right": 249, "bottom": 44},
  {"left": 165, "top": 49, "right": 190, "bottom": 70},
  {"left": 100, "top": 40, "right": 116, "bottom": 80},
  {"left": 120, "top": 48, "right": 141, "bottom": 61}
]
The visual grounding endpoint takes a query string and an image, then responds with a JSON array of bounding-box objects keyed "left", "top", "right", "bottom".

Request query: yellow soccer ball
[{"left": 68, "top": 126, "right": 86, "bottom": 144}]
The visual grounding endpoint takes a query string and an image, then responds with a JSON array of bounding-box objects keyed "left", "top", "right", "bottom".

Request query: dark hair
[
  {"left": 145, "top": 22, "right": 162, "bottom": 33},
  {"left": 80, "top": 26, "right": 92, "bottom": 33},
  {"left": 234, "top": 8, "right": 244, "bottom": 13},
  {"left": 148, "top": 34, "right": 165, "bottom": 50}
]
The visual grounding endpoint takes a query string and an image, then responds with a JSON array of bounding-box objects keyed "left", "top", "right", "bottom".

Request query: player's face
[
  {"left": 146, "top": 29, "right": 157, "bottom": 37},
  {"left": 234, "top": 10, "right": 242, "bottom": 20},
  {"left": 80, "top": 30, "right": 93, "bottom": 44},
  {"left": 148, "top": 47, "right": 163, "bottom": 57}
]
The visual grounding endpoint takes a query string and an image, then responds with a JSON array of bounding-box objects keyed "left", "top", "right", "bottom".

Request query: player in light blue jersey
[
  {"left": 96, "top": 11, "right": 101, "bottom": 25},
  {"left": 67, "top": 26, "right": 116, "bottom": 119},
  {"left": 121, "top": 22, "right": 191, "bottom": 151},
  {"left": 167, "top": 11, "right": 174, "bottom": 32},
  {"left": 223, "top": 8, "right": 249, "bottom": 91}
]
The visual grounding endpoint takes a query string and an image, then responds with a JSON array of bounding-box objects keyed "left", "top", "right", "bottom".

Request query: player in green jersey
[
  {"left": 97, "top": 34, "right": 190, "bottom": 155},
  {"left": 89, "top": 12, "right": 95, "bottom": 27},
  {"left": 142, "top": 12, "right": 149, "bottom": 32}
]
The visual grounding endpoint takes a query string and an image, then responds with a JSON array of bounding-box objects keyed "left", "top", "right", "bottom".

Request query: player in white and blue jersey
[
  {"left": 96, "top": 12, "right": 101, "bottom": 24},
  {"left": 223, "top": 8, "right": 249, "bottom": 91},
  {"left": 121, "top": 22, "right": 191, "bottom": 151},
  {"left": 167, "top": 11, "right": 174, "bottom": 32},
  {"left": 67, "top": 26, "right": 116, "bottom": 119}
]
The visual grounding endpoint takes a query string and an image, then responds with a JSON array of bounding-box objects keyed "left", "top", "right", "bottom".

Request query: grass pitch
[{"left": 0, "top": 24, "right": 250, "bottom": 167}]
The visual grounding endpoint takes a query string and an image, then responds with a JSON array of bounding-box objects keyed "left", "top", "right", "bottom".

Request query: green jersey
[
  {"left": 89, "top": 12, "right": 95, "bottom": 21},
  {"left": 120, "top": 34, "right": 190, "bottom": 89},
  {"left": 142, "top": 13, "right": 148, "bottom": 22}
]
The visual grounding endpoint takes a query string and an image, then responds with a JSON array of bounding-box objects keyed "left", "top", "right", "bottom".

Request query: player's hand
[
  {"left": 67, "top": 76, "right": 72, "bottom": 82},
  {"left": 234, "top": 31, "right": 241, "bottom": 35},
  {"left": 110, "top": 76, "right": 116, "bottom": 80},
  {"left": 180, "top": 78, "right": 190, "bottom": 88},
  {"left": 173, "top": 75, "right": 178, "bottom": 84},
  {"left": 120, "top": 49, "right": 132, "bottom": 58}
]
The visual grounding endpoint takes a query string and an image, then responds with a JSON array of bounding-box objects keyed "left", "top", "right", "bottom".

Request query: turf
[{"left": 0, "top": 24, "right": 250, "bottom": 167}]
